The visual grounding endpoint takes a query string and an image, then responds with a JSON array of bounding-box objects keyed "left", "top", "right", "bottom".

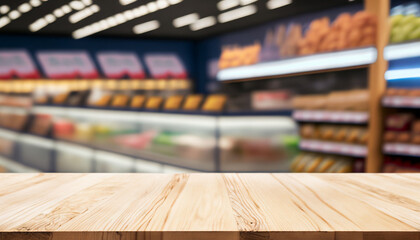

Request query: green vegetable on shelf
[{"left": 390, "top": 14, "right": 420, "bottom": 43}]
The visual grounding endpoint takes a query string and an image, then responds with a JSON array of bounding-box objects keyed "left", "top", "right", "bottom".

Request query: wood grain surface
[{"left": 0, "top": 173, "right": 419, "bottom": 240}]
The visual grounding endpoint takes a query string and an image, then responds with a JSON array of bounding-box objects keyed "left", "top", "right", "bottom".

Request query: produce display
[
  {"left": 53, "top": 120, "right": 215, "bottom": 163},
  {"left": 384, "top": 113, "right": 420, "bottom": 145},
  {"left": 218, "top": 10, "right": 377, "bottom": 69},
  {"left": 292, "top": 89, "right": 369, "bottom": 111},
  {"left": 299, "top": 11, "right": 377, "bottom": 55},
  {"left": 385, "top": 88, "right": 420, "bottom": 97},
  {"left": 0, "top": 112, "right": 28, "bottom": 131},
  {"left": 290, "top": 152, "right": 363, "bottom": 173},
  {"left": 390, "top": 2, "right": 420, "bottom": 43},
  {"left": 0, "top": 95, "right": 32, "bottom": 108},
  {"left": 220, "top": 135, "right": 299, "bottom": 163},
  {"left": 218, "top": 43, "right": 261, "bottom": 69},
  {"left": 300, "top": 124, "right": 368, "bottom": 145},
  {"left": 383, "top": 156, "right": 420, "bottom": 173}
]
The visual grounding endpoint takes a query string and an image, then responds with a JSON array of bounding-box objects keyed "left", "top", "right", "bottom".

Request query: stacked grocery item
[
  {"left": 292, "top": 89, "right": 369, "bottom": 111},
  {"left": 220, "top": 135, "right": 298, "bottom": 163},
  {"left": 218, "top": 10, "right": 377, "bottom": 69},
  {"left": 390, "top": 2, "right": 420, "bottom": 43},
  {"left": 290, "top": 152, "right": 364, "bottom": 173},
  {"left": 385, "top": 88, "right": 420, "bottom": 97},
  {"left": 0, "top": 94, "right": 32, "bottom": 108},
  {"left": 384, "top": 113, "right": 420, "bottom": 145},
  {"left": 292, "top": 89, "right": 370, "bottom": 172},
  {"left": 300, "top": 124, "right": 368, "bottom": 144},
  {"left": 299, "top": 11, "right": 377, "bottom": 55},
  {"left": 383, "top": 156, "right": 420, "bottom": 173},
  {"left": 0, "top": 112, "right": 28, "bottom": 131},
  {"left": 218, "top": 43, "right": 261, "bottom": 69}
]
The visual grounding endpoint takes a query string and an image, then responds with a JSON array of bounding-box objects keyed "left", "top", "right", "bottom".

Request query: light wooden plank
[{"left": 0, "top": 173, "right": 418, "bottom": 240}]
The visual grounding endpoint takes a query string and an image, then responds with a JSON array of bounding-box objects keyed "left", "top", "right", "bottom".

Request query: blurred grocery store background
[{"left": 0, "top": 0, "right": 419, "bottom": 173}]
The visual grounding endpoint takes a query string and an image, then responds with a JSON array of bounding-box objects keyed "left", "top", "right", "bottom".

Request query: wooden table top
[{"left": 0, "top": 173, "right": 419, "bottom": 240}]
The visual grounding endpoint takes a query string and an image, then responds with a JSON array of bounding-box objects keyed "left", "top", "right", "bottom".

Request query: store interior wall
[{"left": 0, "top": 34, "right": 197, "bottom": 86}]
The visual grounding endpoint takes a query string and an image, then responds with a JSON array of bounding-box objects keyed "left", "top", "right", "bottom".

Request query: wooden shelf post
[{"left": 365, "top": 0, "right": 390, "bottom": 172}]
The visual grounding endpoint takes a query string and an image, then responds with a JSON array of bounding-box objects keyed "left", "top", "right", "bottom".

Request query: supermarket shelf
[
  {"left": 0, "top": 105, "right": 29, "bottom": 115},
  {"left": 0, "top": 128, "right": 19, "bottom": 140},
  {"left": 0, "top": 156, "right": 40, "bottom": 173},
  {"left": 0, "top": 127, "right": 200, "bottom": 172},
  {"left": 382, "top": 96, "right": 420, "bottom": 108},
  {"left": 300, "top": 140, "right": 367, "bottom": 157},
  {"left": 20, "top": 134, "right": 55, "bottom": 149},
  {"left": 384, "top": 41, "right": 420, "bottom": 61},
  {"left": 384, "top": 143, "right": 420, "bottom": 157},
  {"left": 385, "top": 68, "right": 420, "bottom": 81},
  {"left": 217, "top": 47, "right": 377, "bottom": 81},
  {"left": 54, "top": 137, "right": 208, "bottom": 172},
  {"left": 293, "top": 110, "right": 369, "bottom": 124}
]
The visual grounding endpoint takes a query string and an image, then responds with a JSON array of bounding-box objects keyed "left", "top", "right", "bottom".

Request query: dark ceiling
[{"left": 0, "top": 0, "right": 362, "bottom": 40}]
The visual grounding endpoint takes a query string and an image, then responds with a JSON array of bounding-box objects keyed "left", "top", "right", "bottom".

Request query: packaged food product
[
  {"left": 164, "top": 95, "right": 184, "bottom": 110},
  {"left": 145, "top": 96, "right": 163, "bottom": 110},
  {"left": 111, "top": 94, "right": 130, "bottom": 108},
  {"left": 386, "top": 113, "right": 414, "bottom": 131},
  {"left": 130, "top": 95, "right": 146, "bottom": 108},
  {"left": 183, "top": 94, "right": 204, "bottom": 111},
  {"left": 202, "top": 94, "right": 227, "bottom": 112}
]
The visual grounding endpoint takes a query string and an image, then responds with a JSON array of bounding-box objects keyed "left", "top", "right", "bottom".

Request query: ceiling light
[
  {"left": 90, "top": 4, "right": 99, "bottom": 12},
  {"left": 173, "top": 13, "right": 199, "bottom": 28},
  {"left": 133, "top": 20, "right": 160, "bottom": 34},
  {"left": 123, "top": 10, "right": 134, "bottom": 20},
  {"left": 98, "top": 19, "right": 109, "bottom": 29},
  {"left": 61, "top": 5, "right": 72, "bottom": 13},
  {"left": 30, "top": 0, "right": 41, "bottom": 7},
  {"left": 72, "top": 0, "right": 175, "bottom": 39},
  {"left": 91, "top": 22, "right": 101, "bottom": 32},
  {"left": 240, "top": 0, "right": 257, "bottom": 4},
  {"left": 29, "top": 18, "right": 47, "bottom": 31},
  {"left": 106, "top": 16, "right": 117, "bottom": 27},
  {"left": 120, "top": 0, "right": 137, "bottom": 5},
  {"left": 156, "top": 0, "right": 169, "bottom": 9},
  {"left": 69, "top": 5, "right": 99, "bottom": 23},
  {"left": 82, "top": 0, "right": 92, "bottom": 5},
  {"left": 217, "top": 0, "right": 239, "bottom": 11},
  {"left": 218, "top": 4, "right": 256, "bottom": 23},
  {"left": 267, "top": 0, "right": 292, "bottom": 10},
  {"left": 70, "top": 1, "right": 85, "bottom": 10},
  {"left": 147, "top": 2, "right": 158, "bottom": 12},
  {"left": 132, "top": 7, "right": 147, "bottom": 17},
  {"left": 18, "top": 3, "right": 32, "bottom": 13},
  {"left": 190, "top": 16, "right": 216, "bottom": 31},
  {"left": 137, "top": 5, "right": 149, "bottom": 15},
  {"left": 0, "top": 5, "right": 10, "bottom": 14},
  {"left": 0, "top": 16, "right": 10, "bottom": 28},
  {"left": 53, "top": 8, "right": 65, "bottom": 18},
  {"left": 8, "top": 10, "right": 21, "bottom": 20},
  {"left": 45, "top": 14, "right": 56, "bottom": 23},
  {"left": 115, "top": 13, "right": 126, "bottom": 24},
  {"left": 168, "top": 0, "right": 183, "bottom": 4}
]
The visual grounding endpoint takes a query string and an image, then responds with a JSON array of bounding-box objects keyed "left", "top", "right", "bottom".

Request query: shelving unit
[
  {"left": 384, "top": 143, "right": 420, "bottom": 157},
  {"left": 384, "top": 41, "right": 420, "bottom": 61},
  {"left": 0, "top": 155, "right": 39, "bottom": 173},
  {"left": 214, "top": 0, "right": 390, "bottom": 173},
  {"left": 217, "top": 47, "right": 377, "bottom": 81},
  {"left": 0, "top": 127, "right": 199, "bottom": 173},
  {"left": 300, "top": 140, "right": 367, "bottom": 157},
  {"left": 293, "top": 110, "right": 369, "bottom": 124},
  {"left": 383, "top": 96, "right": 420, "bottom": 108},
  {"left": 0, "top": 105, "right": 298, "bottom": 173}
]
